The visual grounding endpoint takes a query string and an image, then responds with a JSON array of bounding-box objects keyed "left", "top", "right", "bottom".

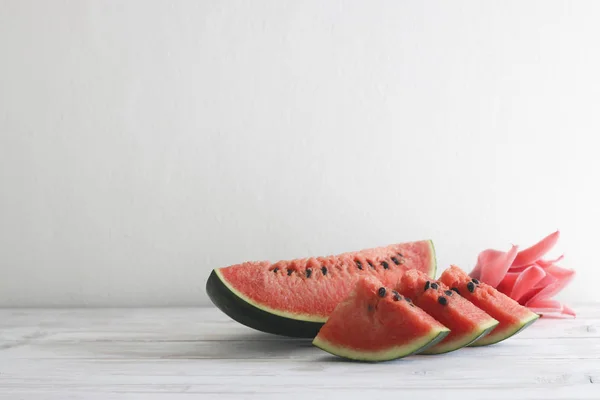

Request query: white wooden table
[{"left": 0, "top": 304, "right": 598, "bottom": 399}]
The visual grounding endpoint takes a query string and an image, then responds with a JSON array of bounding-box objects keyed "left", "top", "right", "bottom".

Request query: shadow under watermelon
[
  {"left": 74, "top": 331, "right": 317, "bottom": 360},
  {"left": 196, "top": 331, "right": 316, "bottom": 360}
]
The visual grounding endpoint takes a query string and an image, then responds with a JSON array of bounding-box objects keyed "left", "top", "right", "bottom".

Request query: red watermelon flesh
[
  {"left": 313, "top": 276, "right": 450, "bottom": 361},
  {"left": 396, "top": 269, "right": 499, "bottom": 354},
  {"left": 215, "top": 240, "right": 436, "bottom": 323},
  {"left": 440, "top": 265, "right": 539, "bottom": 346}
]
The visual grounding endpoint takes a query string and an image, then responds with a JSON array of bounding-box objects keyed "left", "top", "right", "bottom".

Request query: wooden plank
[
  {"left": 1, "top": 337, "right": 599, "bottom": 361},
  {"left": 0, "top": 359, "right": 598, "bottom": 398},
  {"left": 1, "top": 305, "right": 598, "bottom": 341},
  {"left": 0, "top": 305, "right": 599, "bottom": 399}
]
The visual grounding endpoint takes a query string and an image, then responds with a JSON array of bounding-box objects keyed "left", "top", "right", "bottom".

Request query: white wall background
[{"left": 1, "top": 0, "right": 599, "bottom": 307}]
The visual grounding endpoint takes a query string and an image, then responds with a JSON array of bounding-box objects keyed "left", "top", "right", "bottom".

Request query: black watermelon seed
[
  {"left": 367, "top": 261, "right": 375, "bottom": 269},
  {"left": 305, "top": 268, "right": 312, "bottom": 278},
  {"left": 391, "top": 257, "right": 400, "bottom": 265},
  {"left": 431, "top": 283, "right": 439, "bottom": 290},
  {"left": 451, "top": 287, "right": 460, "bottom": 294},
  {"left": 392, "top": 290, "right": 400, "bottom": 296},
  {"left": 438, "top": 296, "right": 448, "bottom": 305},
  {"left": 405, "top": 297, "right": 412, "bottom": 303},
  {"left": 393, "top": 294, "right": 401, "bottom": 301},
  {"left": 378, "top": 287, "right": 387, "bottom": 297},
  {"left": 409, "top": 303, "right": 415, "bottom": 307},
  {"left": 355, "top": 261, "right": 363, "bottom": 270},
  {"left": 424, "top": 281, "right": 431, "bottom": 291},
  {"left": 398, "top": 253, "right": 404, "bottom": 258},
  {"left": 472, "top": 278, "right": 480, "bottom": 284},
  {"left": 273, "top": 267, "right": 279, "bottom": 273},
  {"left": 467, "top": 282, "right": 475, "bottom": 293},
  {"left": 321, "top": 266, "right": 328, "bottom": 276},
  {"left": 287, "top": 269, "right": 293, "bottom": 276},
  {"left": 381, "top": 261, "right": 390, "bottom": 269},
  {"left": 444, "top": 290, "right": 453, "bottom": 296}
]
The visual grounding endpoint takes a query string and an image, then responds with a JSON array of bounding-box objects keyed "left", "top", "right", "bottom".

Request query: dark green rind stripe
[
  {"left": 207, "top": 240, "right": 437, "bottom": 338},
  {"left": 206, "top": 270, "right": 323, "bottom": 338}
]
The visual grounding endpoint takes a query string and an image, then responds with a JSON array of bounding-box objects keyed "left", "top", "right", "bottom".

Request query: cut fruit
[
  {"left": 207, "top": 240, "right": 436, "bottom": 337},
  {"left": 312, "top": 276, "right": 450, "bottom": 362},
  {"left": 396, "top": 269, "right": 498, "bottom": 354},
  {"left": 440, "top": 265, "right": 539, "bottom": 346}
]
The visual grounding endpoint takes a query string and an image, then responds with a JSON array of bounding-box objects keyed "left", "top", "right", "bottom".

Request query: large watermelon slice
[
  {"left": 440, "top": 265, "right": 539, "bottom": 346},
  {"left": 396, "top": 269, "right": 499, "bottom": 354},
  {"left": 313, "top": 276, "right": 450, "bottom": 362},
  {"left": 206, "top": 240, "right": 436, "bottom": 337}
]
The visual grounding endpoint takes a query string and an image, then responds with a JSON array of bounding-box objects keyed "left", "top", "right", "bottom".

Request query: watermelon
[
  {"left": 313, "top": 276, "right": 450, "bottom": 362},
  {"left": 440, "top": 265, "right": 539, "bottom": 346},
  {"left": 206, "top": 240, "right": 436, "bottom": 337},
  {"left": 396, "top": 269, "right": 499, "bottom": 354}
]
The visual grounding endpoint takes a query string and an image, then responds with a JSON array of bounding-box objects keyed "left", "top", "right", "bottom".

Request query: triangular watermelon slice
[
  {"left": 396, "top": 269, "right": 499, "bottom": 354},
  {"left": 207, "top": 240, "right": 437, "bottom": 337},
  {"left": 440, "top": 265, "right": 539, "bottom": 346},
  {"left": 313, "top": 276, "right": 450, "bottom": 362}
]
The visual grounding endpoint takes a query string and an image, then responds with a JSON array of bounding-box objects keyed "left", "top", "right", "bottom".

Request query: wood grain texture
[{"left": 0, "top": 304, "right": 599, "bottom": 399}]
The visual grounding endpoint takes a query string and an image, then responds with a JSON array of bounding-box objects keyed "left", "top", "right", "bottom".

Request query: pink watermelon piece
[
  {"left": 207, "top": 240, "right": 437, "bottom": 337},
  {"left": 440, "top": 265, "right": 539, "bottom": 346},
  {"left": 312, "top": 276, "right": 450, "bottom": 361},
  {"left": 396, "top": 269, "right": 498, "bottom": 354}
]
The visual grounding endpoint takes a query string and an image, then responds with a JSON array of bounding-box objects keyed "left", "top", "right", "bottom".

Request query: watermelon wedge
[
  {"left": 313, "top": 276, "right": 450, "bottom": 362},
  {"left": 206, "top": 240, "right": 437, "bottom": 338},
  {"left": 207, "top": 240, "right": 437, "bottom": 337},
  {"left": 396, "top": 269, "right": 499, "bottom": 354},
  {"left": 440, "top": 265, "right": 539, "bottom": 346}
]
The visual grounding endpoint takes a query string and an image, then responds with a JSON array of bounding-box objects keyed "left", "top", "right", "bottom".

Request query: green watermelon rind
[
  {"left": 469, "top": 312, "right": 540, "bottom": 347},
  {"left": 420, "top": 317, "right": 499, "bottom": 355},
  {"left": 214, "top": 268, "right": 329, "bottom": 322},
  {"left": 312, "top": 327, "right": 450, "bottom": 362},
  {"left": 207, "top": 240, "right": 437, "bottom": 338},
  {"left": 438, "top": 265, "right": 541, "bottom": 347},
  {"left": 206, "top": 269, "right": 324, "bottom": 337}
]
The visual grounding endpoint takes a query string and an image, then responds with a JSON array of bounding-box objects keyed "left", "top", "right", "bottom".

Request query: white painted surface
[
  {"left": 1, "top": 1, "right": 600, "bottom": 306},
  {"left": 0, "top": 305, "right": 599, "bottom": 399}
]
